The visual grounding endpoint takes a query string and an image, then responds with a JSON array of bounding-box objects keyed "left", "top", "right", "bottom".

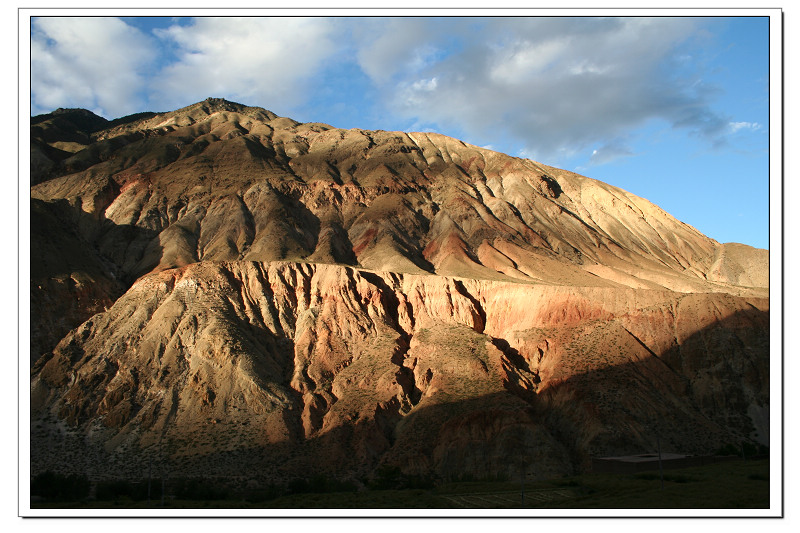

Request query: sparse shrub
[
  {"left": 31, "top": 471, "right": 90, "bottom": 501},
  {"left": 288, "top": 475, "right": 357, "bottom": 494},
  {"left": 368, "top": 465, "right": 438, "bottom": 490},
  {"left": 172, "top": 477, "right": 229, "bottom": 501},
  {"left": 634, "top": 472, "right": 695, "bottom": 483},
  {"left": 401, "top": 473, "right": 436, "bottom": 489},
  {"left": 369, "top": 465, "right": 403, "bottom": 490},
  {"left": 95, "top": 478, "right": 161, "bottom": 501},
  {"left": 323, "top": 476, "right": 358, "bottom": 493},
  {"left": 95, "top": 479, "right": 133, "bottom": 501},
  {"left": 714, "top": 443, "right": 740, "bottom": 456},
  {"left": 714, "top": 441, "right": 768, "bottom": 457},
  {"left": 307, "top": 474, "right": 332, "bottom": 493},
  {"left": 288, "top": 477, "right": 309, "bottom": 494},
  {"left": 243, "top": 485, "right": 283, "bottom": 503},
  {"left": 452, "top": 472, "right": 476, "bottom": 483}
]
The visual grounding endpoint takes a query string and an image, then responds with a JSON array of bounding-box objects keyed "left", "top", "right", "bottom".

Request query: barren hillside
[{"left": 30, "top": 98, "right": 769, "bottom": 486}]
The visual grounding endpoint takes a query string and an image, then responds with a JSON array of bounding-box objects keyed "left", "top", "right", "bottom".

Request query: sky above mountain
[{"left": 28, "top": 13, "right": 773, "bottom": 249}]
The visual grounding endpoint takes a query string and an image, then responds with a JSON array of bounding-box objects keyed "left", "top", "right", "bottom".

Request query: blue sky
[{"left": 29, "top": 14, "right": 772, "bottom": 249}]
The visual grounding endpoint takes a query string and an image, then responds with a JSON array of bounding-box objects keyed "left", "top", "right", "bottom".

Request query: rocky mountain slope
[{"left": 30, "top": 98, "right": 769, "bottom": 487}]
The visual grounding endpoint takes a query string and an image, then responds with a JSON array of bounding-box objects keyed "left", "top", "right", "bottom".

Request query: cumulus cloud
[
  {"left": 29, "top": 16, "right": 753, "bottom": 168},
  {"left": 350, "top": 17, "right": 733, "bottom": 164},
  {"left": 31, "top": 17, "right": 158, "bottom": 117},
  {"left": 353, "top": 18, "right": 448, "bottom": 85},
  {"left": 151, "top": 17, "right": 338, "bottom": 113}
]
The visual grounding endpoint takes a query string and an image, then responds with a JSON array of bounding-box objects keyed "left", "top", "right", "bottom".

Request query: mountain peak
[
  {"left": 194, "top": 96, "right": 248, "bottom": 111},
  {"left": 31, "top": 107, "right": 108, "bottom": 131},
  {"left": 170, "top": 97, "right": 278, "bottom": 121}
]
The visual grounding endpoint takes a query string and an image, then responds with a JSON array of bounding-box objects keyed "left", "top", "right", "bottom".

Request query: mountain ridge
[
  {"left": 30, "top": 98, "right": 767, "bottom": 285},
  {"left": 29, "top": 99, "right": 769, "bottom": 488}
]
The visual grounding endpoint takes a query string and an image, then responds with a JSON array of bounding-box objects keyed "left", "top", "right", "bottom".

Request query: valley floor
[{"left": 30, "top": 457, "right": 770, "bottom": 512}]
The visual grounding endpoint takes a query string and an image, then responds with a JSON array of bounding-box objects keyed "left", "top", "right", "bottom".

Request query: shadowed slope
[{"left": 31, "top": 260, "right": 768, "bottom": 483}]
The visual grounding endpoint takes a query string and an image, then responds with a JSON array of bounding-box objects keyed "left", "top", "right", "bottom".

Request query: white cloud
[
  {"left": 151, "top": 17, "right": 338, "bottom": 113},
  {"left": 353, "top": 18, "right": 444, "bottom": 84},
  {"left": 402, "top": 77, "right": 439, "bottom": 108},
  {"left": 29, "top": 16, "right": 759, "bottom": 169},
  {"left": 31, "top": 17, "right": 157, "bottom": 117},
  {"left": 411, "top": 77, "right": 438, "bottom": 92},
  {"left": 567, "top": 61, "right": 611, "bottom": 76},
  {"left": 490, "top": 39, "right": 566, "bottom": 83},
  {"left": 349, "top": 17, "right": 732, "bottom": 164},
  {"left": 728, "top": 121, "right": 761, "bottom": 133}
]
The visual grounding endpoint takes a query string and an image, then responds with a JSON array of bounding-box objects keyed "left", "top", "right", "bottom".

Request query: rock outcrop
[{"left": 29, "top": 98, "right": 769, "bottom": 486}]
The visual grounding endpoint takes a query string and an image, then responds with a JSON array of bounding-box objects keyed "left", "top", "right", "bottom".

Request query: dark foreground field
[{"left": 31, "top": 458, "right": 770, "bottom": 511}]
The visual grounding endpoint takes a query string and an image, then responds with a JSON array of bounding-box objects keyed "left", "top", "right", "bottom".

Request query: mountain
[{"left": 29, "top": 98, "right": 769, "bottom": 488}]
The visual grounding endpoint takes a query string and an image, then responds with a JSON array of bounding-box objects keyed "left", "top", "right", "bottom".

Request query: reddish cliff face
[
  {"left": 31, "top": 261, "right": 768, "bottom": 483},
  {"left": 30, "top": 99, "right": 769, "bottom": 485}
]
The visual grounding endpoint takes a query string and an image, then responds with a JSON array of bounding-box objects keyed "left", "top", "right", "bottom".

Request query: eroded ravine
[{"left": 31, "top": 259, "right": 769, "bottom": 483}]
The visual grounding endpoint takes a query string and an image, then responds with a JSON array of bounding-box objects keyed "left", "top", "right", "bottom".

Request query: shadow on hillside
[
  {"left": 30, "top": 197, "right": 163, "bottom": 365},
  {"left": 31, "top": 110, "right": 159, "bottom": 185},
  {"left": 30, "top": 303, "right": 769, "bottom": 496}
]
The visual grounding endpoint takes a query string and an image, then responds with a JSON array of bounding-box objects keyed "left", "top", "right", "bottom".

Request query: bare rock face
[
  {"left": 29, "top": 98, "right": 769, "bottom": 486},
  {"left": 706, "top": 242, "right": 769, "bottom": 288},
  {"left": 31, "top": 261, "right": 768, "bottom": 483}
]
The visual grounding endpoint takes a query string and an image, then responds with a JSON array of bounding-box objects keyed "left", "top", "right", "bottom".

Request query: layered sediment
[{"left": 30, "top": 99, "right": 769, "bottom": 485}]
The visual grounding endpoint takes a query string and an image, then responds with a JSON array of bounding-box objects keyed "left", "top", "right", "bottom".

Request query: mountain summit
[{"left": 30, "top": 100, "right": 768, "bottom": 488}]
